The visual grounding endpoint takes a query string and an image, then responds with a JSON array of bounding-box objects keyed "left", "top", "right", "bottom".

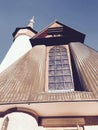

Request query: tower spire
[{"left": 27, "top": 16, "right": 35, "bottom": 28}]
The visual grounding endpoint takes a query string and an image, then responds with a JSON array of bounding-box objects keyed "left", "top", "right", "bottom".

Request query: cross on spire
[{"left": 27, "top": 16, "right": 35, "bottom": 28}]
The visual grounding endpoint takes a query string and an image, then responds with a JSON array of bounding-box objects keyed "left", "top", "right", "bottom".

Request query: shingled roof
[{"left": 0, "top": 42, "right": 98, "bottom": 104}]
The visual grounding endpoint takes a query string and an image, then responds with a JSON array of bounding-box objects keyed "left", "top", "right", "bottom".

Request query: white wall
[
  {"left": 0, "top": 118, "right": 4, "bottom": 130},
  {"left": 0, "top": 112, "right": 46, "bottom": 130},
  {"left": 0, "top": 35, "right": 32, "bottom": 73},
  {"left": 84, "top": 126, "right": 98, "bottom": 130},
  {"left": 7, "top": 112, "right": 38, "bottom": 130}
]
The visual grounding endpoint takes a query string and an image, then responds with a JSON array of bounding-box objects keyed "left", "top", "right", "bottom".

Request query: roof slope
[
  {"left": 0, "top": 45, "right": 46, "bottom": 103},
  {"left": 0, "top": 43, "right": 98, "bottom": 104},
  {"left": 70, "top": 42, "right": 98, "bottom": 96}
]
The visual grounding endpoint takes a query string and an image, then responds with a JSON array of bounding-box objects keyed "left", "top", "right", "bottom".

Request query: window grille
[{"left": 48, "top": 46, "right": 74, "bottom": 92}]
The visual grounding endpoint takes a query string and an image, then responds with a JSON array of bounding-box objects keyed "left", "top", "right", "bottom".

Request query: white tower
[{"left": 0, "top": 17, "right": 37, "bottom": 73}]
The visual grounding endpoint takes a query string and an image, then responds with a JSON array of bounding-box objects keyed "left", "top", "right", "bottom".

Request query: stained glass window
[{"left": 48, "top": 46, "right": 74, "bottom": 92}]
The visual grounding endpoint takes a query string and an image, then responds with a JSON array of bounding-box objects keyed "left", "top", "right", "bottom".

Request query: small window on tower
[{"left": 48, "top": 46, "right": 74, "bottom": 92}]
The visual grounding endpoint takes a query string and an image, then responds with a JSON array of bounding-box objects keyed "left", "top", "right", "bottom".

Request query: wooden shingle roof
[
  {"left": 0, "top": 43, "right": 98, "bottom": 104},
  {"left": 0, "top": 45, "right": 46, "bottom": 104}
]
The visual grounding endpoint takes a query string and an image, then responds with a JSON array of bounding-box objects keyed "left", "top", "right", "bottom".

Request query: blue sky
[{"left": 0, "top": 0, "right": 98, "bottom": 63}]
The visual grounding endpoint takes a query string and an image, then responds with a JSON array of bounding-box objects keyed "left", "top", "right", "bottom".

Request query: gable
[
  {"left": 30, "top": 21, "right": 85, "bottom": 46},
  {"left": 49, "top": 22, "right": 63, "bottom": 28}
]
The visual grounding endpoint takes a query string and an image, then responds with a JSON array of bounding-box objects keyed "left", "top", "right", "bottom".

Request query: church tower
[
  {"left": 0, "top": 18, "right": 98, "bottom": 130},
  {"left": 0, "top": 17, "right": 37, "bottom": 73}
]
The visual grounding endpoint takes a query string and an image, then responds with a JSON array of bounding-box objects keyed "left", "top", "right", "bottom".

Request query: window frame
[{"left": 45, "top": 45, "right": 74, "bottom": 92}]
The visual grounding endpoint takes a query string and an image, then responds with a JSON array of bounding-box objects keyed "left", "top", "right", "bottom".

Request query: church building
[{"left": 0, "top": 17, "right": 98, "bottom": 130}]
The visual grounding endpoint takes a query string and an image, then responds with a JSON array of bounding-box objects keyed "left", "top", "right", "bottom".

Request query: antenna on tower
[{"left": 27, "top": 16, "right": 35, "bottom": 28}]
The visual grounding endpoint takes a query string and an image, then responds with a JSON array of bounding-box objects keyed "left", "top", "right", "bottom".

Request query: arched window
[
  {"left": 2, "top": 112, "right": 38, "bottom": 130},
  {"left": 48, "top": 46, "right": 74, "bottom": 92}
]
